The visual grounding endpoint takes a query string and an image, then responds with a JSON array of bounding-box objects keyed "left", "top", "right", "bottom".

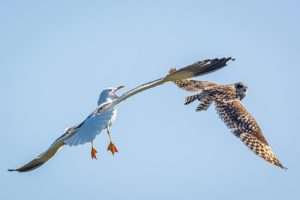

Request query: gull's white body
[
  {"left": 65, "top": 101, "right": 117, "bottom": 146},
  {"left": 65, "top": 88, "right": 118, "bottom": 146}
]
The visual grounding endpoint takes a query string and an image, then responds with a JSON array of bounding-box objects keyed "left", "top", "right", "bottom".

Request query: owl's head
[{"left": 234, "top": 82, "right": 248, "bottom": 100}]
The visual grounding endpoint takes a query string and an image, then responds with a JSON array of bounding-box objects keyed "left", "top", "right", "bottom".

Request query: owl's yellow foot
[
  {"left": 91, "top": 147, "right": 98, "bottom": 159},
  {"left": 107, "top": 142, "right": 118, "bottom": 155}
]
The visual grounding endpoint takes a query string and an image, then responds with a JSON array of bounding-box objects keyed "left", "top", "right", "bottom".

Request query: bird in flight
[
  {"left": 169, "top": 72, "right": 286, "bottom": 169},
  {"left": 9, "top": 86, "right": 124, "bottom": 172},
  {"left": 9, "top": 57, "right": 234, "bottom": 172}
]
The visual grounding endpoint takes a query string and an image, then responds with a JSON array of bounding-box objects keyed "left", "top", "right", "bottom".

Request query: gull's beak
[{"left": 114, "top": 85, "right": 125, "bottom": 92}]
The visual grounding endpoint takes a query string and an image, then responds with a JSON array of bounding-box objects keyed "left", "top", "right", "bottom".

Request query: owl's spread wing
[
  {"left": 216, "top": 99, "right": 286, "bottom": 169},
  {"left": 174, "top": 80, "right": 218, "bottom": 92}
]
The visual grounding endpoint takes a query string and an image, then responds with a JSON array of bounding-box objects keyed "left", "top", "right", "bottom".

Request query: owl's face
[{"left": 234, "top": 82, "right": 248, "bottom": 100}]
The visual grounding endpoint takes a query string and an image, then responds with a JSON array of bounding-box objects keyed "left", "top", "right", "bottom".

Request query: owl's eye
[{"left": 236, "top": 83, "right": 243, "bottom": 89}]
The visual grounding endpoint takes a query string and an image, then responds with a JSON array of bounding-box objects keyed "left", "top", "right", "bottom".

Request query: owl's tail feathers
[{"left": 240, "top": 133, "right": 287, "bottom": 170}]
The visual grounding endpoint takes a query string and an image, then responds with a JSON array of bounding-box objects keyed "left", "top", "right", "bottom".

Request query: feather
[{"left": 164, "top": 57, "right": 234, "bottom": 81}]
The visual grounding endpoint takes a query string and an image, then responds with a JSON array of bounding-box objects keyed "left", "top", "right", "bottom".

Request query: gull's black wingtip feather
[
  {"left": 224, "top": 57, "right": 236, "bottom": 62},
  {"left": 164, "top": 56, "right": 235, "bottom": 81},
  {"left": 8, "top": 169, "right": 17, "bottom": 172},
  {"left": 190, "top": 56, "right": 235, "bottom": 77}
]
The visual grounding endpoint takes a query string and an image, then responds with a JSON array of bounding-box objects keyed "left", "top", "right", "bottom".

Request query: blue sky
[{"left": 1, "top": 0, "right": 299, "bottom": 199}]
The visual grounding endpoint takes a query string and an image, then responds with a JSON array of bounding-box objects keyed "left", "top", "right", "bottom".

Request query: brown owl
[{"left": 170, "top": 70, "right": 286, "bottom": 169}]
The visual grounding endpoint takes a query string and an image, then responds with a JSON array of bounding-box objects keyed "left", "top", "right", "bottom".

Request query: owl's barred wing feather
[
  {"left": 175, "top": 80, "right": 218, "bottom": 92},
  {"left": 185, "top": 94, "right": 200, "bottom": 105},
  {"left": 216, "top": 100, "right": 268, "bottom": 144},
  {"left": 216, "top": 99, "right": 286, "bottom": 169},
  {"left": 184, "top": 93, "right": 212, "bottom": 111},
  {"left": 240, "top": 133, "right": 287, "bottom": 169},
  {"left": 195, "top": 96, "right": 212, "bottom": 112}
]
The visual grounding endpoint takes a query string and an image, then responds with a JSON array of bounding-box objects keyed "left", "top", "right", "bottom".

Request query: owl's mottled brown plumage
[{"left": 171, "top": 76, "right": 286, "bottom": 169}]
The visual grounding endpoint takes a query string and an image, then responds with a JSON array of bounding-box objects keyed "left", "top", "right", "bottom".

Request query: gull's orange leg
[
  {"left": 91, "top": 141, "right": 98, "bottom": 159},
  {"left": 106, "top": 128, "right": 119, "bottom": 155}
]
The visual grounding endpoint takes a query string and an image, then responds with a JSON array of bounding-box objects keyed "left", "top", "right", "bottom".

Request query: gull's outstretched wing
[
  {"left": 112, "top": 57, "right": 234, "bottom": 107},
  {"left": 164, "top": 57, "right": 234, "bottom": 81},
  {"left": 8, "top": 102, "right": 115, "bottom": 172},
  {"left": 8, "top": 127, "right": 77, "bottom": 172}
]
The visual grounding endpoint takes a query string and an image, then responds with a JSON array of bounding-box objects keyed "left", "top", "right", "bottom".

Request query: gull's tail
[{"left": 164, "top": 57, "right": 234, "bottom": 82}]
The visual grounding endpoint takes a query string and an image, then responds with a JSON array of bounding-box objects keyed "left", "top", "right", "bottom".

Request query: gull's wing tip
[
  {"left": 225, "top": 57, "right": 235, "bottom": 62},
  {"left": 217, "top": 56, "right": 236, "bottom": 64},
  {"left": 8, "top": 169, "right": 17, "bottom": 172},
  {"left": 164, "top": 56, "right": 235, "bottom": 81}
]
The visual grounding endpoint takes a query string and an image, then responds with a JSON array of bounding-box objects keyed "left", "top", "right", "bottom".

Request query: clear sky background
[{"left": 1, "top": 0, "right": 299, "bottom": 199}]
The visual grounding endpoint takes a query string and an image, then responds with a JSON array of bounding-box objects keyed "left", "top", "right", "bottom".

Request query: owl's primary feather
[{"left": 215, "top": 98, "right": 286, "bottom": 169}]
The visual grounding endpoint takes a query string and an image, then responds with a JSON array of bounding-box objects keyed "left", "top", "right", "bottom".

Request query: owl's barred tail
[{"left": 240, "top": 133, "right": 287, "bottom": 170}]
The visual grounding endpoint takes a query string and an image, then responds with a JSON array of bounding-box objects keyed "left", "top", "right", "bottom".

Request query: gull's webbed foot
[
  {"left": 107, "top": 142, "right": 118, "bottom": 155},
  {"left": 91, "top": 147, "right": 98, "bottom": 159}
]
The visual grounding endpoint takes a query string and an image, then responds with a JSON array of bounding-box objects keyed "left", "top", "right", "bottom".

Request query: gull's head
[
  {"left": 234, "top": 82, "right": 248, "bottom": 100},
  {"left": 97, "top": 85, "right": 125, "bottom": 105}
]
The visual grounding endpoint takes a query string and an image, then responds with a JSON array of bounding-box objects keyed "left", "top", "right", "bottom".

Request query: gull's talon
[
  {"left": 91, "top": 147, "right": 98, "bottom": 159},
  {"left": 107, "top": 142, "right": 118, "bottom": 155}
]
